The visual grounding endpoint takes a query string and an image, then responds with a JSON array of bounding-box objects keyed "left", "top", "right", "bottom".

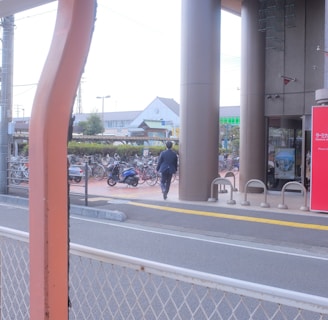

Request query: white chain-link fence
[
  {"left": 1, "top": 227, "right": 328, "bottom": 319},
  {"left": 0, "top": 227, "right": 30, "bottom": 319}
]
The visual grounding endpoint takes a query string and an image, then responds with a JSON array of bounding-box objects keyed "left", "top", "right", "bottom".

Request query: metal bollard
[
  {"left": 241, "top": 179, "right": 270, "bottom": 208},
  {"left": 278, "top": 181, "right": 309, "bottom": 211},
  {"left": 208, "top": 177, "right": 236, "bottom": 204}
]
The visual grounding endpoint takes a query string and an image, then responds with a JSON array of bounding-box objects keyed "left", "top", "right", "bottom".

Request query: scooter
[{"left": 107, "top": 161, "right": 139, "bottom": 187}]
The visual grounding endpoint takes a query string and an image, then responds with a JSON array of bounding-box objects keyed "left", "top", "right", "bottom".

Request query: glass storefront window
[{"left": 267, "top": 127, "right": 302, "bottom": 190}]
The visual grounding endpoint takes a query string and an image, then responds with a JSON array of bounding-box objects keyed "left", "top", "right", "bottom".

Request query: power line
[
  {"left": 15, "top": 8, "right": 57, "bottom": 22},
  {"left": 13, "top": 83, "right": 38, "bottom": 87}
]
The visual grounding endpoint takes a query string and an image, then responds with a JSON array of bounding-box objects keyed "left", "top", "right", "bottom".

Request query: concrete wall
[{"left": 265, "top": 0, "right": 324, "bottom": 118}]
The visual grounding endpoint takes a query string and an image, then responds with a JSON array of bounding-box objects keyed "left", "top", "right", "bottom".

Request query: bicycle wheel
[
  {"left": 10, "top": 171, "right": 22, "bottom": 185},
  {"left": 226, "top": 159, "right": 234, "bottom": 171},
  {"left": 145, "top": 168, "right": 158, "bottom": 186},
  {"left": 136, "top": 168, "right": 146, "bottom": 184},
  {"left": 93, "top": 164, "right": 105, "bottom": 180}
]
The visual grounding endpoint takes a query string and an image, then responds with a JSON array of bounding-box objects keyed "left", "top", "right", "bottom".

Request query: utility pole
[
  {"left": 96, "top": 95, "right": 110, "bottom": 133},
  {"left": 0, "top": 16, "right": 14, "bottom": 194},
  {"left": 75, "top": 80, "right": 83, "bottom": 114}
]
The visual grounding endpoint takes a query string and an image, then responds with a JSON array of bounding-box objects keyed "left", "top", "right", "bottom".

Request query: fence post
[{"left": 84, "top": 161, "right": 88, "bottom": 207}]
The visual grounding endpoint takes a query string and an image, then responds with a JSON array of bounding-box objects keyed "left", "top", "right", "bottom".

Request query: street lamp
[{"left": 96, "top": 95, "right": 110, "bottom": 133}]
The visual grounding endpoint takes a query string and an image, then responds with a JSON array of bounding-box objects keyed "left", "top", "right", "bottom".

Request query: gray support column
[
  {"left": 0, "top": 16, "right": 14, "bottom": 194},
  {"left": 315, "top": 0, "right": 328, "bottom": 103},
  {"left": 239, "top": 0, "right": 266, "bottom": 192},
  {"left": 179, "top": 0, "right": 220, "bottom": 201}
]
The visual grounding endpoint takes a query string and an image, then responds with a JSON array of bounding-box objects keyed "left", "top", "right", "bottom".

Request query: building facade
[
  {"left": 240, "top": 0, "right": 324, "bottom": 192},
  {"left": 178, "top": 0, "right": 327, "bottom": 201},
  {"left": 9, "top": 0, "right": 327, "bottom": 202}
]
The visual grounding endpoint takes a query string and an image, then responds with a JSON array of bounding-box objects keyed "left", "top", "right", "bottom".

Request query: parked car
[{"left": 68, "top": 166, "right": 84, "bottom": 183}]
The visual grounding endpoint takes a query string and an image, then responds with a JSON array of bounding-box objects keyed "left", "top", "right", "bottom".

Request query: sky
[{"left": 12, "top": 0, "right": 241, "bottom": 118}]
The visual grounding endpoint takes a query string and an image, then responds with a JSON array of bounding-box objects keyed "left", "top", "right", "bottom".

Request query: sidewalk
[{"left": 69, "top": 172, "right": 313, "bottom": 215}]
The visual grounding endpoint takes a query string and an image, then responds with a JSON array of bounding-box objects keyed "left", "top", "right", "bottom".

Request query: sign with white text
[{"left": 311, "top": 106, "right": 328, "bottom": 212}]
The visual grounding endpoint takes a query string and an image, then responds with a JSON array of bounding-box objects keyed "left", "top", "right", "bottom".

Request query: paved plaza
[{"left": 68, "top": 171, "right": 313, "bottom": 215}]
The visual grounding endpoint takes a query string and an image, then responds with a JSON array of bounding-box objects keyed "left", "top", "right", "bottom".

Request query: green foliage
[
  {"left": 68, "top": 141, "right": 109, "bottom": 155},
  {"left": 67, "top": 142, "right": 177, "bottom": 159},
  {"left": 77, "top": 114, "right": 104, "bottom": 135},
  {"left": 16, "top": 141, "right": 180, "bottom": 159},
  {"left": 76, "top": 121, "right": 87, "bottom": 134},
  {"left": 16, "top": 143, "right": 29, "bottom": 156},
  {"left": 219, "top": 125, "right": 240, "bottom": 156}
]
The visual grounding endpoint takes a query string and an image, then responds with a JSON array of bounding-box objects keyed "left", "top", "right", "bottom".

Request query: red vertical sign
[{"left": 311, "top": 106, "right": 328, "bottom": 212}]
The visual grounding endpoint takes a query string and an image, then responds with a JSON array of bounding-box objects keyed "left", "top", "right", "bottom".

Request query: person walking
[{"left": 156, "top": 141, "right": 178, "bottom": 200}]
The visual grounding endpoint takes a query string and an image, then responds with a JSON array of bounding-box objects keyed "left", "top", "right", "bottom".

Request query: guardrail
[
  {"left": 7, "top": 158, "right": 90, "bottom": 205},
  {"left": 1, "top": 226, "right": 327, "bottom": 319}
]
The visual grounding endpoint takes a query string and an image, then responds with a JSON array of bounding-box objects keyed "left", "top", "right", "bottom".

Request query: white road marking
[{"left": 71, "top": 215, "right": 328, "bottom": 261}]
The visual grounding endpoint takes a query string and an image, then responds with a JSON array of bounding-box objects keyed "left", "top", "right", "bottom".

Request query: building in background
[
  {"left": 128, "top": 97, "right": 180, "bottom": 138},
  {"left": 73, "top": 110, "right": 140, "bottom": 136},
  {"left": 12, "top": 97, "right": 240, "bottom": 144}
]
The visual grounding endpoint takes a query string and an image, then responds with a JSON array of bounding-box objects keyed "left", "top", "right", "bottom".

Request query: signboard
[
  {"left": 220, "top": 116, "right": 240, "bottom": 125},
  {"left": 311, "top": 106, "right": 328, "bottom": 212},
  {"left": 274, "top": 148, "right": 295, "bottom": 179}
]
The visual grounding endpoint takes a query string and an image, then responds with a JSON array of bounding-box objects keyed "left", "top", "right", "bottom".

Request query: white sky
[{"left": 12, "top": 0, "right": 241, "bottom": 117}]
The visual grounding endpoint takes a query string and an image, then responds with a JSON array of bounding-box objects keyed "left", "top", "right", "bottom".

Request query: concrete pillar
[
  {"left": 239, "top": 0, "right": 266, "bottom": 192},
  {"left": 179, "top": 0, "right": 220, "bottom": 201},
  {"left": 325, "top": 0, "right": 328, "bottom": 87},
  {"left": 315, "top": 0, "right": 328, "bottom": 102},
  {"left": 0, "top": 16, "right": 14, "bottom": 194}
]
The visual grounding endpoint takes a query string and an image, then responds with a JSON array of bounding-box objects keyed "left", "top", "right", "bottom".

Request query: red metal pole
[{"left": 29, "top": 0, "right": 96, "bottom": 318}]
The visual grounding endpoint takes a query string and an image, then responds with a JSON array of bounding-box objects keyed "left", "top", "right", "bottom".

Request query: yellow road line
[{"left": 129, "top": 202, "right": 328, "bottom": 231}]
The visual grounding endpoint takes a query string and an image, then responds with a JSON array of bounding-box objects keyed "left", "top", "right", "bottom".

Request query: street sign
[{"left": 311, "top": 106, "right": 328, "bottom": 212}]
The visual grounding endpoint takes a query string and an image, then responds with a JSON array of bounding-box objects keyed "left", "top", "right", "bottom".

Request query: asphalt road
[
  {"left": 1, "top": 195, "right": 328, "bottom": 298},
  {"left": 68, "top": 191, "right": 328, "bottom": 252}
]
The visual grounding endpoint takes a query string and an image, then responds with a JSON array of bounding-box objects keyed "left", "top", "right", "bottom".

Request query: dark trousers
[{"left": 160, "top": 171, "right": 173, "bottom": 195}]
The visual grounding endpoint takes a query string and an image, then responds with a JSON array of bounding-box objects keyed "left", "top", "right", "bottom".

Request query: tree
[
  {"left": 77, "top": 113, "right": 104, "bottom": 135},
  {"left": 230, "top": 125, "right": 240, "bottom": 156},
  {"left": 219, "top": 125, "right": 240, "bottom": 156}
]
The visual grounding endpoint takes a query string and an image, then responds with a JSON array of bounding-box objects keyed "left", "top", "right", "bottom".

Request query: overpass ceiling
[
  {"left": 222, "top": 0, "right": 241, "bottom": 15},
  {"left": 0, "top": 0, "right": 241, "bottom": 19},
  {"left": 0, "top": 0, "right": 55, "bottom": 18}
]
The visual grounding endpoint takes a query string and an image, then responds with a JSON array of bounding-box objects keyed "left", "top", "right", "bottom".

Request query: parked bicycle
[
  {"left": 9, "top": 156, "right": 29, "bottom": 185},
  {"left": 68, "top": 154, "right": 106, "bottom": 180},
  {"left": 133, "top": 156, "right": 158, "bottom": 186}
]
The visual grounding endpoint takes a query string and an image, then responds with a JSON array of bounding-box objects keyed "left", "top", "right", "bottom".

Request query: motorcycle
[{"left": 107, "top": 161, "right": 139, "bottom": 187}]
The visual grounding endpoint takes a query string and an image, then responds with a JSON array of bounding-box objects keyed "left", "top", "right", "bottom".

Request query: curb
[
  {"left": 0, "top": 194, "right": 29, "bottom": 207},
  {"left": 0, "top": 194, "right": 127, "bottom": 222},
  {"left": 70, "top": 205, "right": 127, "bottom": 222}
]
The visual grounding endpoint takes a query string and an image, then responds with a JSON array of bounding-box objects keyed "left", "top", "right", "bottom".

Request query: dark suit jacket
[{"left": 156, "top": 149, "right": 178, "bottom": 174}]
